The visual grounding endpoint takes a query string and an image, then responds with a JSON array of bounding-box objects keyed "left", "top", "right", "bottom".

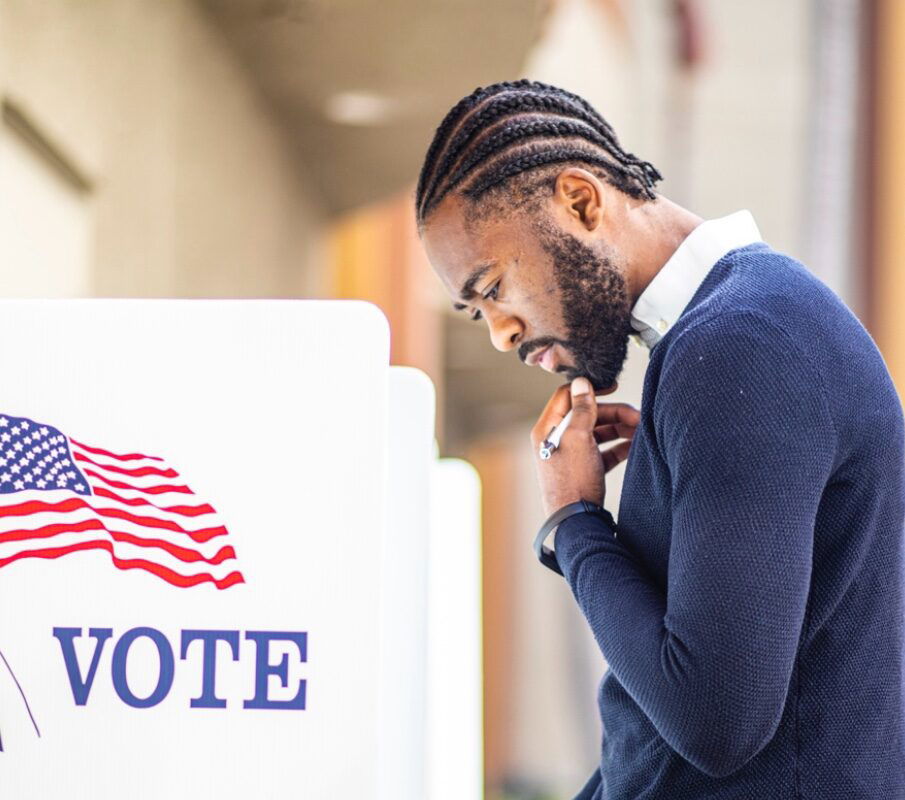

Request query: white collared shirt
[{"left": 629, "top": 210, "right": 763, "bottom": 350}]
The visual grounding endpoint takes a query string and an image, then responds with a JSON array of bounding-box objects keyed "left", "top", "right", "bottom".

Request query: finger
[
  {"left": 593, "top": 422, "right": 637, "bottom": 442},
  {"left": 599, "top": 440, "right": 632, "bottom": 473},
  {"left": 530, "top": 382, "right": 572, "bottom": 445},
  {"left": 596, "top": 402, "right": 641, "bottom": 428},
  {"left": 594, "top": 424, "right": 619, "bottom": 443},
  {"left": 566, "top": 377, "right": 597, "bottom": 433},
  {"left": 593, "top": 424, "right": 623, "bottom": 443}
]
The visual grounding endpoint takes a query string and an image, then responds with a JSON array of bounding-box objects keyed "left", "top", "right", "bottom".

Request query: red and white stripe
[{"left": 0, "top": 437, "right": 244, "bottom": 590}]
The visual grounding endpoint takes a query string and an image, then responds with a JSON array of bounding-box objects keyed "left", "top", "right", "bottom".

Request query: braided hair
[{"left": 414, "top": 79, "right": 663, "bottom": 234}]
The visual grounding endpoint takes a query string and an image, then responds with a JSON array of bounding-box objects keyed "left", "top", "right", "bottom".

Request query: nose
[{"left": 485, "top": 308, "right": 523, "bottom": 352}]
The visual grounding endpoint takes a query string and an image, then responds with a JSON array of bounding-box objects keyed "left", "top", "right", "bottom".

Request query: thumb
[{"left": 569, "top": 377, "right": 596, "bottom": 430}]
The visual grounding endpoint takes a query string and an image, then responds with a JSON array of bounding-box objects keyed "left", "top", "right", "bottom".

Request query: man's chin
[
  {"left": 555, "top": 359, "right": 581, "bottom": 381},
  {"left": 567, "top": 363, "right": 622, "bottom": 391},
  {"left": 562, "top": 366, "right": 603, "bottom": 387}
]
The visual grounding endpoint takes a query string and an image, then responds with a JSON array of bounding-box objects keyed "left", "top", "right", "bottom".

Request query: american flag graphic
[{"left": 0, "top": 413, "right": 244, "bottom": 589}]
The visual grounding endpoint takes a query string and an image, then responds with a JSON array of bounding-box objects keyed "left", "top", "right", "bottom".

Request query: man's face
[{"left": 421, "top": 192, "right": 634, "bottom": 390}]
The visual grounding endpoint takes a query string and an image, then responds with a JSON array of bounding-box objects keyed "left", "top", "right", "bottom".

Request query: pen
[{"left": 538, "top": 394, "right": 612, "bottom": 460}]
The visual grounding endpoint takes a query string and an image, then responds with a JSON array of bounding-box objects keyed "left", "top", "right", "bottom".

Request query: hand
[
  {"left": 530, "top": 376, "right": 625, "bottom": 518},
  {"left": 593, "top": 399, "right": 641, "bottom": 474}
]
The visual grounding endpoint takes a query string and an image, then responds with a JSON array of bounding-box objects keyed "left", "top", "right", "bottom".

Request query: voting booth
[{"left": 0, "top": 300, "right": 483, "bottom": 799}]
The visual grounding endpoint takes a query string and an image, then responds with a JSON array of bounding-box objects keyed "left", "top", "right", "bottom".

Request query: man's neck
[{"left": 624, "top": 196, "right": 704, "bottom": 307}]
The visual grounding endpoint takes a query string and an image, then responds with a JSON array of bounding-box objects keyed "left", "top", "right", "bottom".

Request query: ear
[{"left": 553, "top": 167, "right": 605, "bottom": 232}]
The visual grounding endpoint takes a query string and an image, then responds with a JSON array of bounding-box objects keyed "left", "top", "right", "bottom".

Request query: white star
[
  {"left": 0, "top": 417, "right": 7, "bottom": 427},
  {"left": 75, "top": 483, "right": 85, "bottom": 491},
  {"left": 36, "top": 479, "right": 46, "bottom": 488},
  {"left": 0, "top": 472, "right": 9, "bottom": 482},
  {"left": 66, "top": 471, "right": 76, "bottom": 479},
  {"left": 1, "top": 433, "right": 10, "bottom": 443},
  {"left": 5, "top": 449, "right": 14, "bottom": 459},
  {"left": 13, "top": 479, "right": 24, "bottom": 490},
  {"left": 0, "top": 458, "right": 5, "bottom": 467},
  {"left": 61, "top": 458, "right": 71, "bottom": 467},
  {"left": 13, "top": 442, "right": 23, "bottom": 452},
  {"left": 20, "top": 421, "right": 29, "bottom": 430},
  {"left": 39, "top": 427, "right": 48, "bottom": 436},
  {"left": 10, "top": 426, "right": 19, "bottom": 435},
  {"left": 10, "top": 465, "right": 20, "bottom": 474},
  {"left": 32, "top": 464, "right": 42, "bottom": 475},
  {"left": 24, "top": 473, "right": 33, "bottom": 483}
]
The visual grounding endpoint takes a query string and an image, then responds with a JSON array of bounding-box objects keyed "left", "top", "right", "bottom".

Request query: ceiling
[{"left": 197, "top": 0, "right": 547, "bottom": 217}]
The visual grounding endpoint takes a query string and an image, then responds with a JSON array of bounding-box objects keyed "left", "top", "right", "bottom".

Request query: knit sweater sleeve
[{"left": 552, "top": 310, "right": 837, "bottom": 778}]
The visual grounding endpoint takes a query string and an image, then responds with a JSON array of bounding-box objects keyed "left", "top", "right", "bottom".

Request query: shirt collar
[{"left": 629, "top": 209, "right": 762, "bottom": 350}]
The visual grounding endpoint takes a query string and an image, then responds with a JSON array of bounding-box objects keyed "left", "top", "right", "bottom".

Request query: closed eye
[
  {"left": 470, "top": 280, "right": 500, "bottom": 322},
  {"left": 453, "top": 279, "right": 502, "bottom": 322}
]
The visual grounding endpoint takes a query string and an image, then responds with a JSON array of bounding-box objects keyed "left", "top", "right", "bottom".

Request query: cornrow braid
[
  {"left": 423, "top": 89, "right": 622, "bottom": 205},
  {"left": 414, "top": 79, "right": 663, "bottom": 232},
  {"left": 413, "top": 80, "right": 524, "bottom": 219}
]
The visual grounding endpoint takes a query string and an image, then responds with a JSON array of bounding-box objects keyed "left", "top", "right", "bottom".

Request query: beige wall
[
  {"left": 525, "top": 0, "right": 811, "bottom": 259},
  {"left": 0, "top": 0, "right": 326, "bottom": 299}
]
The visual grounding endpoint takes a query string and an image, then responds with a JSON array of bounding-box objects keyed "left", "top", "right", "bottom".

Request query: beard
[{"left": 533, "top": 220, "right": 634, "bottom": 390}]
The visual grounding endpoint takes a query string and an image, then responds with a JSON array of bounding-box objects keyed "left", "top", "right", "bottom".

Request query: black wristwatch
[{"left": 533, "top": 499, "right": 610, "bottom": 576}]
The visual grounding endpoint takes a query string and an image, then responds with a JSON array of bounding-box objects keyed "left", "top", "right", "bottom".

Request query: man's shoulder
[
  {"left": 664, "top": 241, "right": 866, "bottom": 371},
  {"left": 652, "top": 306, "right": 833, "bottom": 420},
  {"left": 720, "top": 242, "right": 857, "bottom": 330},
  {"left": 649, "top": 307, "right": 839, "bottom": 466},
  {"left": 663, "top": 308, "right": 798, "bottom": 368}
]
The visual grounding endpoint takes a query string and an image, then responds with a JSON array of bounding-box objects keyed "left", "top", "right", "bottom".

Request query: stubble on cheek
[
  {"left": 521, "top": 282, "right": 574, "bottom": 362},
  {"left": 538, "top": 227, "right": 633, "bottom": 388}
]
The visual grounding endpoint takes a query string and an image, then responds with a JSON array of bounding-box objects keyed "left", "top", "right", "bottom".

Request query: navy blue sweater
[{"left": 554, "top": 242, "right": 905, "bottom": 799}]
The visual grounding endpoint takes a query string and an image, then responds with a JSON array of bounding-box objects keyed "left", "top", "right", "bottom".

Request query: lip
[
  {"left": 526, "top": 344, "right": 551, "bottom": 367},
  {"left": 539, "top": 345, "right": 557, "bottom": 372}
]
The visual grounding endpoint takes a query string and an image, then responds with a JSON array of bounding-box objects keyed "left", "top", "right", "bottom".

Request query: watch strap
[{"left": 533, "top": 498, "right": 608, "bottom": 576}]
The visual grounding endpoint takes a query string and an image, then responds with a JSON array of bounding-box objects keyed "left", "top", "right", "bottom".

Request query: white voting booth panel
[
  {"left": 378, "top": 369, "right": 485, "bottom": 800},
  {"left": 426, "top": 457, "right": 484, "bottom": 800},
  {"left": 0, "top": 299, "right": 390, "bottom": 799},
  {"left": 378, "top": 367, "right": 435, "bottom": 800}
]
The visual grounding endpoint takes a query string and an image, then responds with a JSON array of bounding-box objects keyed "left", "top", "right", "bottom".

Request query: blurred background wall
[
  {"left": 1, "top": 1, "right": 902, "bottom": 798},
  {"left": 0, "top": 0, "right": 325, "bottom": 298}
]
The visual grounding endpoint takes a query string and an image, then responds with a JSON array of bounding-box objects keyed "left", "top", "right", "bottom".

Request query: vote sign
[{"left": 0, "top": 300, "right": 389, "bottom": 799}]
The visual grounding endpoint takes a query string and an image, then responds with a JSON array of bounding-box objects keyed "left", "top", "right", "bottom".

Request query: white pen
[{"left": 538, "top": 394, "right": 612, "bottom": 460}]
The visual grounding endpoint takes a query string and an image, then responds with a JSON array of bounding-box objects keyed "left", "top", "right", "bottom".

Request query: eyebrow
[{"left": 451, "top": 261, "right": 496, "bottom": 311}]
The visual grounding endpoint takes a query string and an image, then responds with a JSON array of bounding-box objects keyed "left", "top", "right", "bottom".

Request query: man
[{"left": 415, "top": 79, "right": 905, "bottom": 799}]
